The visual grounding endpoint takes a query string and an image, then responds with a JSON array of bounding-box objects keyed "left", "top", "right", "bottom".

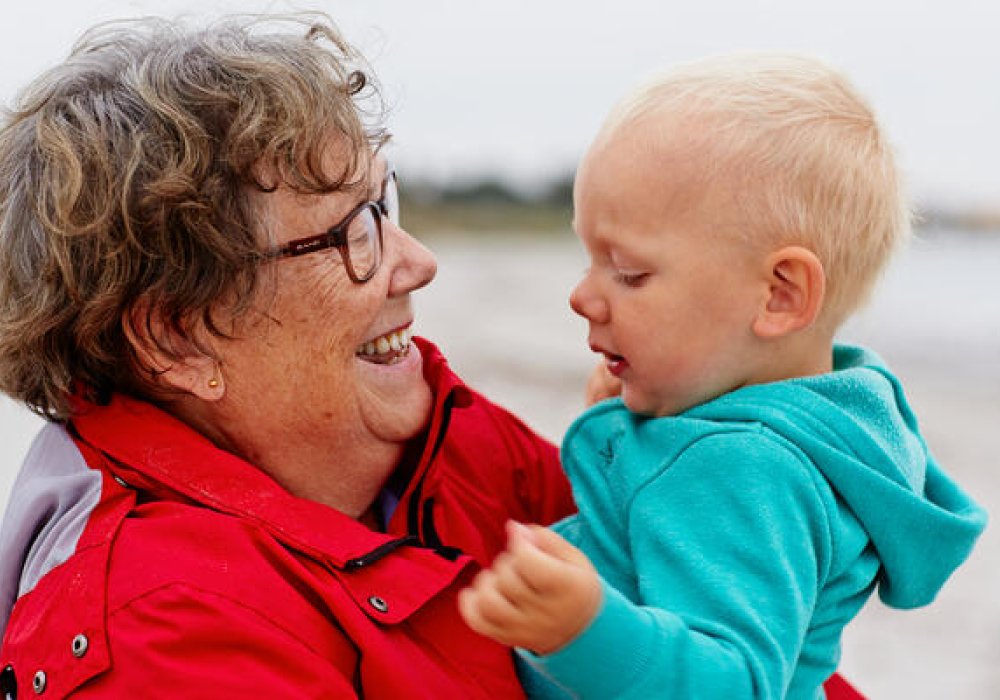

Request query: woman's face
[{"left": 215, "top": 144, "right": 438, "bottom": 461}]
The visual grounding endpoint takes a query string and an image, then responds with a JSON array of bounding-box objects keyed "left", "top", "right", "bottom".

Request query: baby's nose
[{"left": 569, "top": 277, "right": 609, "bottom": 324}]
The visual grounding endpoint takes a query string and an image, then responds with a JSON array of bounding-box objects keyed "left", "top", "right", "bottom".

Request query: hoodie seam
[{"left": 752, "top": 424, "right": 838, "bottom": 589}]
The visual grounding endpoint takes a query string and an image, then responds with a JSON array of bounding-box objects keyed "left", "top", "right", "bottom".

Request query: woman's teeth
[{"left": 356, "top": 327, "right": 413, "bottom": 363}]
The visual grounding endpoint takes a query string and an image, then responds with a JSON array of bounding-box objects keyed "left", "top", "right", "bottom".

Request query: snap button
[
  {"left": 367, "top": 595, "right": 389, "bottom": 613},
  {"left": 71, "top": 633, "right": 89, "bottom": 658},
  {"left": 1, "top": 665, "right": 16, "bottom": 700},
  {"left": 31, "top": 670, "right": 45, "bottom": 694}
]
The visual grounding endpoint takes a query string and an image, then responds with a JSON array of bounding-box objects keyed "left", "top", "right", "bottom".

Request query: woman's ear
[
  {"left": 752, "top": 246, "right": 826, "bottom": 339},
  {"left": 122, "top": 301, "right": 225, "bottom": 401}
]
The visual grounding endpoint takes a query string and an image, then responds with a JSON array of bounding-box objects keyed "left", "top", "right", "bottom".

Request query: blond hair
[
  {"left": 606, "top": 52, "right": 910, "bottom": 327},
  {"left": 0, "top": 14, "right": 385, "bottom": 420}
]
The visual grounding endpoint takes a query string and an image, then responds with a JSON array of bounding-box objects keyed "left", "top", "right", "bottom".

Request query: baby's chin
[
  {"left": 622, "top": 386, "right": 709, "bottom": 418},
  {"left": 622, "top": 390, "right": 674, "bottom": 418}
]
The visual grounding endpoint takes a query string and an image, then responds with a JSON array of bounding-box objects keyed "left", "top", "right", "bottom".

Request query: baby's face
[{"left": 569, "top": 119, "right": 769, "bottom": 417}]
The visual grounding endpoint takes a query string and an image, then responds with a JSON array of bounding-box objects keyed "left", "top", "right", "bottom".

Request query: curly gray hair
[{"left": 0, "top": 13, "right": 386, "bottom": 419}]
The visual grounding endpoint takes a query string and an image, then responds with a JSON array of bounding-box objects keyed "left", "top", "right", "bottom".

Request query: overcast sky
[{"left": 2, "top": 0, "right": 998, "bottom": 208}]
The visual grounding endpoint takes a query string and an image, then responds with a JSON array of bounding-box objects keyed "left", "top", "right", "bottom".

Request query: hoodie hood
[
  {"left": 687, "top": 344, "right": 987, "bottom": 609},
  {"left": 0, "top": 424, "right": 102, "bottom": 639}
]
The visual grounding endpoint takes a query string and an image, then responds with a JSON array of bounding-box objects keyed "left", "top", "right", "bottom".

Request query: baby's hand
[
  {"left": 585, "top": 361, "right": 622, "bottom": 407},
  {"left": 458, "top": 521, "right": 602, "bottom": 656}
]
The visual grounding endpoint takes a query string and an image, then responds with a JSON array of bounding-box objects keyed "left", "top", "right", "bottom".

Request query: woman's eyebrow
[{"left": 371, "top": 159, "right": 391, "bottom": 197}]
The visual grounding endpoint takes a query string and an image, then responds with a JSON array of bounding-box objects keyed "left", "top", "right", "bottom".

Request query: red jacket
[
  {"left": 0, "top": 339, "right": 863, "bottom": 698},
  {"left": 0, "top": 340, "right": 573, "bottom": 698}
]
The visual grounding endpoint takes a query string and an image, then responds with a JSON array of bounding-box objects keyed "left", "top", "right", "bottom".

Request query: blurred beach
[{"left": 1, "top": 227, "right": 997, "bottom": 698}]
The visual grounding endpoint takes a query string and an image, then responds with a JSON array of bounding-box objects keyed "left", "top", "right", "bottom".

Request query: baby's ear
[
  {"left": 122, "top": 299, "right": 224, "bottom": 401},
  {"left": 752, "top": 246, "right": 825, "bottom": 339}
]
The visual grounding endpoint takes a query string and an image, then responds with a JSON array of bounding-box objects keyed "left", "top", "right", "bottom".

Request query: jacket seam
[{"left": 108, "top": 581, "right": 355, "bottom": 664}]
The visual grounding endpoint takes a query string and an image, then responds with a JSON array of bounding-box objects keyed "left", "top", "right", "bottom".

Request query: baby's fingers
[
  {"left": 522, "top": 524, "right": 593, "bottom": 569},
  {"left": 489, "top": 549, "right": 536, "bottom": 605},
  {"left": 458, "top": 571, "right": 521, "bottom": 640},
  {"left": 505, "top": 523, "right": 592, "bottom": 593}
]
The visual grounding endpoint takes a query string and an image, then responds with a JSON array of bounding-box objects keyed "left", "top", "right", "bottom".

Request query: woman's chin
[{"left": 356, "top": 342, "right": 434, "bottom": 442}]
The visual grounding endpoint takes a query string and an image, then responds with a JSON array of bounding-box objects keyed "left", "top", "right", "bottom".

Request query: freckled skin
[{"left": 181, "top": 145, "right": 438, "bottom": 516}]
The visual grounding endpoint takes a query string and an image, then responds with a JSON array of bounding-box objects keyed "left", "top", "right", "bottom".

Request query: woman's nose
[
  {"left": 569, "top": 274, "right": 609, "bottom": 324},
  {"left": 385, "top": 221, "right": 437, "bottom": 296}
]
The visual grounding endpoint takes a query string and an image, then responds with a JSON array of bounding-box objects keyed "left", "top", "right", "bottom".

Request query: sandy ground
[{"left": 1, "top": 229, "right": 997, "bottom": 698}]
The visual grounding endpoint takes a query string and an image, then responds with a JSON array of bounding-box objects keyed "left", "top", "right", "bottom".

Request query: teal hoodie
[{"left": 520, "top": 345, "right": 986, "bottom": 699}]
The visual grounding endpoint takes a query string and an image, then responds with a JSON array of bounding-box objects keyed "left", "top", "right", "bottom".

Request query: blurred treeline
[
  {"left": 399, "top": 173, "right": 574, "bottom": 237},
  {"left": 398, "top": 173, "right": 1000, "bottom": 238}
]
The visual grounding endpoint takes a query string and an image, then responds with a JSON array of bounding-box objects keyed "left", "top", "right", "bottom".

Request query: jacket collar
[{"left": 68, "top": 337, "right": 471, "bottom": 569}]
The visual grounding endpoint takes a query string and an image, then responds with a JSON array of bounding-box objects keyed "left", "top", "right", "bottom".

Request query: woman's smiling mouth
[{"left": 356, "top": 325, "right": 413, "bottom": 365}]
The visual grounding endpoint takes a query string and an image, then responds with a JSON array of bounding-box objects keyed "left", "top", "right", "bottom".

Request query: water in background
[{"left": 1, "top": 228, "right": 997, "bottom": 697}]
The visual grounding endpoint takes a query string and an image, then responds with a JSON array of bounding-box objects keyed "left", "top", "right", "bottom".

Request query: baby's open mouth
[
  {"left": 603, "top": 352, "right": 627, "bottom": 377},
  {"left": 356, "top": 326, "right": 413, "bottom": 365}
]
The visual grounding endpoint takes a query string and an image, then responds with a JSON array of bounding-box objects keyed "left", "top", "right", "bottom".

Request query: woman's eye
[{"left": 614, "top": 270, "right": 649, "bottom": 287}]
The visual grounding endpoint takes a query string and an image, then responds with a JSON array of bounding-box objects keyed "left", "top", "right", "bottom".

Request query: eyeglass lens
[
  {"left": 382, "top": 172, "right": 400, "bottom": 226},
  {"left": 345, "top": 203, "right": 382, "bottom": 281},
  {"left": 345, "top": 172, "right": 395, "bottom": 280}
]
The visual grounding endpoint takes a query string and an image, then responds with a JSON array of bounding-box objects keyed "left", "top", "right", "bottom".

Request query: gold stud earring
[{"left": 208, "top": 378, "right": 220, "bottom": 389}]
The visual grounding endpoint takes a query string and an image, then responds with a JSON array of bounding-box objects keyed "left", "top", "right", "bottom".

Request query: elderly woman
[
  {"left": 0, "top": 13, "right": 865, "bottom": 700},
  {"left": 0, "top": 15, "right": 575, "bottom": 697}
]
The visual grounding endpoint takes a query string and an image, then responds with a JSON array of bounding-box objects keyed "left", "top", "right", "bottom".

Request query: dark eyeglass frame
[{"left": 263, "top": 170, "right": 397, "bottom": 284}]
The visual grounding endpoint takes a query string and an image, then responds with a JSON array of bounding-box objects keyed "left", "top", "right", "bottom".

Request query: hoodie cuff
[{"left": 518, "top": 579, "right": 657, "bottom": 698}]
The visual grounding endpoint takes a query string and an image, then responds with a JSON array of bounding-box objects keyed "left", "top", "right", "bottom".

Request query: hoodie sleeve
[{"left": 523, "top": 430, "right": 837, "bottom": 699}]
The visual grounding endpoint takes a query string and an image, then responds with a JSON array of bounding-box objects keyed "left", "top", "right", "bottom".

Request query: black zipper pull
[{"left": 343, "top": 535, "right": 420, "bottom": 570}]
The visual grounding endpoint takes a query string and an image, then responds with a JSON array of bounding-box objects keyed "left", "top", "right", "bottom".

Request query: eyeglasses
[{"left": 264, "top": 169, "right": 399, "bottom": 283}]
